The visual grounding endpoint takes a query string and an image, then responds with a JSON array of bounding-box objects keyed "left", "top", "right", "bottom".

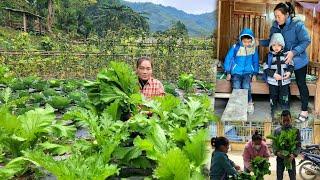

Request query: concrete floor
[{"left": 214, "top": 94, "right": 315, "bottom": 123}]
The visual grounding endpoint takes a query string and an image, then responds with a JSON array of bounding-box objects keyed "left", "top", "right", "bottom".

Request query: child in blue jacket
[{"left": 224, "top": 28, "right": 259, "bottom": 113}]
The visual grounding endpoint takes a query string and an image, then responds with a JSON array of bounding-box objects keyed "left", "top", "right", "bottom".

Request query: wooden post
[
  {"left": 264, "top": 120, "right": 272, "bottom": 143},
  {"left": 313, "top": 120, "right": 320, "bottom": 144},
  {"left": 47, "top": 0, "right": 53, "bottom": 33},
  {"left": 315, "top": 69, "right": 320, "bottom": 117},
  {"left": 8, "top": 11, "right": 11, "bottom": 27},
  {"left": 216, "top": 0, "right": 221, "bottom": 60},
  {"left": 217, "top": 121, "right": 224, "bottom": 137},
  {"left": 23, "top": 12, "right": 27, "bottom": 32}
]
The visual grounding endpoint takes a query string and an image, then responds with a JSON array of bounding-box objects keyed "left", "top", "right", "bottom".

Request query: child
[
  {"left": 242, "top": 131, "right": 270, "bottom": 172},
  {"left": 224, "top": 28, "right": 259, "bottom": 114},
  {"left": 273, "top": 110, "right": 301, "bottom": 180},
  {"left": 210, "top": 136, "right": 240, "bottom": 180},
  {"left": 263, "top": 33, "right": 294, "bottom": 121}
]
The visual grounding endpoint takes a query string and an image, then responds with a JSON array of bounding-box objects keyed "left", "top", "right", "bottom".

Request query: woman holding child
[{"left": 259, "top": 2, "right": 311, "bottom": 122}]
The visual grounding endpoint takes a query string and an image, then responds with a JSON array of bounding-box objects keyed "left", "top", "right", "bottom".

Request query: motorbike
[
  {"left": 301, "top": 144, "right": 320, "bottom": 155},
  {"left": 298, "top": 151, "right": 320, "bottom": 180}
]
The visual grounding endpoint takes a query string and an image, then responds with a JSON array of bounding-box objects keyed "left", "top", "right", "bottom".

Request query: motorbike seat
[{"left": 306, "top": 144, "right": 320, "bottom": 149}]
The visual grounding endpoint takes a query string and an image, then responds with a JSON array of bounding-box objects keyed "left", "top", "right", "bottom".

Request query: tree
[
  {"left": 164, "top": 21, "right": 188, "bottom": 38},
  {"left": 89, "top": 2, "right": 149, "bottom": 37},
  {"left": 47, "top": 0, "right": 53, "bottom": 32}
]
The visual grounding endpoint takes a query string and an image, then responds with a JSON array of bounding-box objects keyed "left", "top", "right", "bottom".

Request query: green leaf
[
  {"left": 1, "top": 87, "right": 12, "bottom": 104},
  {"left": 104, "top": 100, "right": 120, "bottom": 120},
  {"left": 0, "top": 156, "right": 26, "bottom": 179},
  {"left": 50, "top": 123, "right": 76, "bottom": 138},
  {"left": 16, "top": 105, "right": 55, "bottom": 141},
  {"left": 155, "top": 148, "right": 190, "bottom": 180},
  {"left": 183, "top": 129, "right": 208, "bottom": 167},
  {"left": 148, "top": 123, "right": 167, "bottom": 154},
  {"left": 251, "top": 156, "right": 271, "bottom": 179},
  {"left": 39, "top": 142, "right": 71, "bottom": 155},
  {"left": 134, "top": 136, "right": 154, "bottom": 152},
  {"left": 172, "top": 127, "right": 188, "bottom": 143},
  {"left": 0, "top": 106, "right": 19, "bottom": 133},
  {"left": 191, "top": 171, "right": 206, "bottom": 180},
  {"left": 112, "top": 146, "right": 141, "bottom": 163},
  {"left": 20, "top": 150, "right": 119, "bottom": 180}
]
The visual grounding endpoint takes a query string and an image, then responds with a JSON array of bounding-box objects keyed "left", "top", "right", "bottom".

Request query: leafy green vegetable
[
  {"left": 177, "top": 73, "right": 195, "bottom": 93},
  {"left": 84, "top": 61, "right": 141, "bottom": 116},
  {"left": 43, "top": 88, "right": 59, "bottom": 97},
  {"left": 31, "top": 80, "right": 48, "bottom": 91},
  {"left": 155, "top": 148, "right": 191, "bottom": 180},
  {"left": 230, "top": 172, "right": 256, "bottom": 180},
  {"left": 47, "top": 96, "right": 71, "bottom": 110},
  {"left": 48, "top": 79, "right": 61, "bottom": 88},
  {"left": 267, "top": 128, "right": 298, "bottom": 170},
  {"left": 251, "top": 156, "right": 271, "bottom": 179},
  {"left": 0, "top": 105, "right": 75, "bottom": 157},
  {"left": 172, "top": 96, "right": 215, "bottom": 132},
  {"left": 30, "top": 93, "right": 45, "bottom": 104},
  {"left": 163, "top": 82, "right": 178, "bottom": 96},
  {"left": 10, "top": 150, "right": 119, "bottom": 180},
  {"left": 0, "top": 66, "right": 14, "bottom": 85},
  {"left": 183, "top": 129, "right": 208, "bottom": 167}
]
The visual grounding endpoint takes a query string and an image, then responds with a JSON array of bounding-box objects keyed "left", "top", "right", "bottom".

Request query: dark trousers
[
  {"left": 294, "top": 65, "right": 309, "bottom": 111},
  {"left": 269, "top": 84, "right": 290, "bottom": 118},
  {"left": 276, "top": 157, "right": 296, "bottom": 180},
  {"left": 231, "top": 74, "right": 252, "bottom": 102}
]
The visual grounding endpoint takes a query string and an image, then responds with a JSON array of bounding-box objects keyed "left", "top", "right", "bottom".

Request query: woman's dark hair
[
  {"left": 252, "top": 130, "right": 263, "bottom": 141},
  {"left": 281, "top": 109, "right": 291, "bottom": 118},
  {"left": 136, "top": 56, "right": 153, "bottom": 68},
  {"left": 274, "top": 2, "right": 295, "bottom": 18},
  {"left": 211, "top": 136, "right": 229, "bottom": 149}
]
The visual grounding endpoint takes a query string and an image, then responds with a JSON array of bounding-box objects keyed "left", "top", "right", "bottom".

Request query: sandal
[{"left": 295, "top": 114, "right": 309, "bottom": 123}]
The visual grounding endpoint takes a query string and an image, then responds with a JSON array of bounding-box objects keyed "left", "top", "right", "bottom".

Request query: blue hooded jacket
[
  {"left": 223, "top": 28, "right": 259, "bottom": 75},
  {"left": 260, "top": 17, "right": 311, "bottom": 70}
]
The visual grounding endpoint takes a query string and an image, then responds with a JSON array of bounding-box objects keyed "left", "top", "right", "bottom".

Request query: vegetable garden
[{"left": 0, "top": 27, "right": 220, "bottom": 179}]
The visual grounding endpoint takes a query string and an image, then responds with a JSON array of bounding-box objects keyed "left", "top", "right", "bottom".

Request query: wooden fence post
[
  {"left": 217, "top": 121, "right": 224, "bottom": 137},
  {"left": 23, "top": 12, "right": 27, "bottom": 32},
  {"left": 315, "top": 69, "right": 320, "bottom": 117},
  {"left": 313, "top": 120, "right": 320, "bottom": 144},
  {"left": 264, "top": 120, "right": 272, "bottom": 143}
]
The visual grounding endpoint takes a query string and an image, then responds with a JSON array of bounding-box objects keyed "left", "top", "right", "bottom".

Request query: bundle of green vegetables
[
  {"left": 267, "top": 128, "right": 298, "bottom": 170},
  {"left": 251, "top": 156, "right": 271, "bottom": 179}
]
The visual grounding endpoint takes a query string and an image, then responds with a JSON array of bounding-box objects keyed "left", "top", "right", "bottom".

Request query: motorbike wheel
[{"left": 299, "top": 161, "right": 318, "bottom": 180}]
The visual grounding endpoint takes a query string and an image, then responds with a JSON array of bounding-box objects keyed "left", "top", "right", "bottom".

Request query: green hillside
[{"left": 123, "top": 1, "right": 216, "bottom": 37}]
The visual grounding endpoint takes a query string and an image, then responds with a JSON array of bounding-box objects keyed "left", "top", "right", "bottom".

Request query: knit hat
[{"left": 269, "top": 33, "right": 285, "bottom": 50}]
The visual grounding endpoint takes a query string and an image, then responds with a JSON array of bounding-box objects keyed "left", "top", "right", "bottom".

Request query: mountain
[{"left": 122, "top": 1, "right": 217, "bottom": 37}]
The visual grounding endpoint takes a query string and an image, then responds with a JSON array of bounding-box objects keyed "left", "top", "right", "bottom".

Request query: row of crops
[{"left": 0, "top": 30, "right": 216, "bottom": 81}]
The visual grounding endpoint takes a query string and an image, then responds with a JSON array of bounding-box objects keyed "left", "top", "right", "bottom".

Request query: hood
[
  {"left": 269, "top": 33, "right": 285, "bottom": 52},
  {"left": 239, "top": 28, "right": 255, "bottom": 47}
]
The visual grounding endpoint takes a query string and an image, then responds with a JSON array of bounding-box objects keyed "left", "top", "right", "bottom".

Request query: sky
[{"left": 125, "top": 0, "right": 217, "bottom": 14}]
